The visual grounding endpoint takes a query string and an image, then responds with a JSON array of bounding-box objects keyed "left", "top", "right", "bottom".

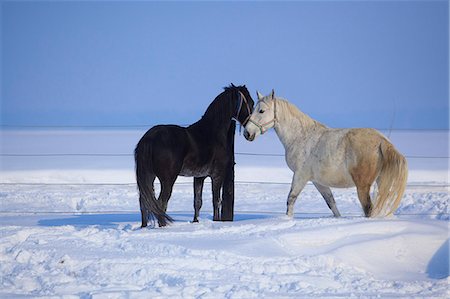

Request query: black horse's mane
[
  {"left": 197, "top": 84, "right": 248, "bottom": 127},
  {"left": 223, "top": 83, "right": 244, "bottom": 92}
]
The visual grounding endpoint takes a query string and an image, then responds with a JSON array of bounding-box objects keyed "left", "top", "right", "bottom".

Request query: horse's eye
[{"left": 259, "top": 109, "right": 264, "bottom": 113}]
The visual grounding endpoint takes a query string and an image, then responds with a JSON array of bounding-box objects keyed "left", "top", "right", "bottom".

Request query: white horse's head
[{"left": 244, "top": 89, "right": 277, "bottom": 141}]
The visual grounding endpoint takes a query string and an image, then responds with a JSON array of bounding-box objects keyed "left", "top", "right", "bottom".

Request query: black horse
[{"left": 135, "top": 84, "right": 254, "bottom": 227}]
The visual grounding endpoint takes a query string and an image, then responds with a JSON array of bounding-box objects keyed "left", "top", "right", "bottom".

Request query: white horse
[{"left": 244, "top": 90, "right": 408, "bottom": 217}]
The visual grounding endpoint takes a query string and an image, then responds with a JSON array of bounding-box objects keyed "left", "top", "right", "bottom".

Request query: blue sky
[{"left": 1, "top": 1, "right": 448, "bottom": 129}]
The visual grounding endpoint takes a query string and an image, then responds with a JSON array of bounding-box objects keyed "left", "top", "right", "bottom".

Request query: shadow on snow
[
  {"left": 426, "top": 238, "right": 449, "bottom": 279},
  {"left": 36, "top": 211, "right": 332, "bottom": 228},
  {"left": 37, "top": 212, "right": 283, "bottom": 228}
]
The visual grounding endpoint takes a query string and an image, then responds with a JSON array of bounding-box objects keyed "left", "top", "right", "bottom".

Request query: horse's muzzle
[{"left": 243, "top": 129, "right": 255, "bottom": 141}]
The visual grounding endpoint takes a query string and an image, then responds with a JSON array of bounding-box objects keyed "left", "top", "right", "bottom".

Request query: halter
[
  {"left": 247, "top": 99, "right": 277, "bottom": 135},
  {"left": 233, "top": 90, "right": 252, "bottom": 126}
]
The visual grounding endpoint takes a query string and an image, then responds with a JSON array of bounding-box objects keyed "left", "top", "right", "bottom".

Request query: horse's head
[
  {"left": 231, "top": 84, "right": 255, "bottom": 127},
  {"left": 244, "top": 89, "right": 277, "bottom": 141}
]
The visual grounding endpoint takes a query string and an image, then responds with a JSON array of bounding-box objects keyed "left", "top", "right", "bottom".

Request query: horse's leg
[
  {"left": 356, "top": 184, "right": 372, "bottom": 217},
  {"left": 193, "top": 176, "right": 206, "bottom": 223},
  {"left": 158, "top": 176, "right": 176, "bottom": 216},
  {"left": 211, "top": 176, "right": 224, "bottom": 221},
  {"left": 139, "top": 195, "right": 149, "bottom": 228},
  {"left": 349, "top": 151, "right": 382, "bottom": 217},
  {"left": 286, "top": 172, "right": 307, "bottom": 218},
  {"left": 313, "top": 182, "right": 341, "bottom": 217}
]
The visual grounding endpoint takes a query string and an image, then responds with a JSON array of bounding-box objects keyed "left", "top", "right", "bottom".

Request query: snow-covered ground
[{"left": 0, "top": 129, "right": 449, "bottom": 298}]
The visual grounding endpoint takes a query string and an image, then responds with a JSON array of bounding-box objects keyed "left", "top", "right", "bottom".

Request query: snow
[{"left": 0, "top": 129, "right": 449, "bottom": 297}]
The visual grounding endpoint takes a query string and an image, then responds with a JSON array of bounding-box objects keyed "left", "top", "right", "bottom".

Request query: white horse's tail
[{"left": 371, "top": 140, "right": 408, "bottom": 217}]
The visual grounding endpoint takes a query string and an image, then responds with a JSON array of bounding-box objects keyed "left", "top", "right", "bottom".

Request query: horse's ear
[
  {"left": 256, "top": 91, "right": 263, "bottom": 100},
  {"left": 271, "top": 89, "right": 275, "bottom": 100}
]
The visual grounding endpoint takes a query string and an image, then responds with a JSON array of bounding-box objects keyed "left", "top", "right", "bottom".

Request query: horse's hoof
[{"left": 192, "top": 219, "right": 199, "bottom": 223}]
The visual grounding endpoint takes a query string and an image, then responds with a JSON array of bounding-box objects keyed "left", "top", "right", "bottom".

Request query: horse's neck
[
  {"left": 189, "top": 109, "right": 234, "bottom": 141},
  {"left": 274, "top": 100, "right": 325, "bottom": 150},
  {"left": 190, "top": 118, "right": 230, "bottom": 135}
]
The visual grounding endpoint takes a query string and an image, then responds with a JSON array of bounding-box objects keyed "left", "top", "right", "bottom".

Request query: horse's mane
[
  {"left": 275, "top": 97, "right": 326, "bottom": 130},
  {"left": 200, "top": 84, "right": 246, "bottom": 125}
]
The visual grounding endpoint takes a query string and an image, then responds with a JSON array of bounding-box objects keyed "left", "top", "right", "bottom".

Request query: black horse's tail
[{"left": 135, "top": 140, "right": 173, "bottom": 227}]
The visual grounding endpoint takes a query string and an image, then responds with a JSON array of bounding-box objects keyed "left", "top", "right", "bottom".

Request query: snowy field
[{"left": 0, "top": 129, "right": 449, "bottom": 298}]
